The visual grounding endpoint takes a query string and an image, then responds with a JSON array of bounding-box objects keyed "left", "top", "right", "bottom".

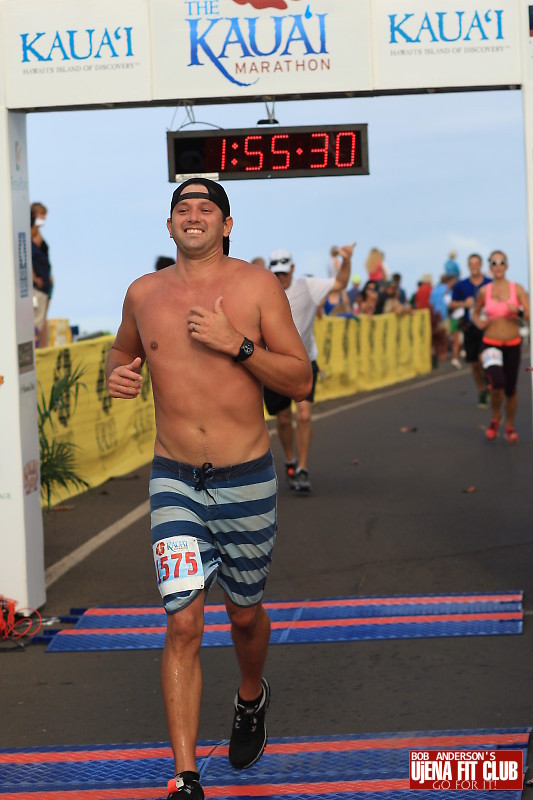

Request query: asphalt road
[{"left": 2, "top": 362, "right": 533, "bottom": 792}]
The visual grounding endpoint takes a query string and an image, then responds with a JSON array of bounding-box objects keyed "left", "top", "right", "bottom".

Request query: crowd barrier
[{"left": 35, "top": 310, "right": 431, "bottom": 505}]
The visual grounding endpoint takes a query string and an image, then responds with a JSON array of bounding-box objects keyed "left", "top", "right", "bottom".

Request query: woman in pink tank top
[{"left": 472, "top": 250, "right": 529, "bottom": 443}]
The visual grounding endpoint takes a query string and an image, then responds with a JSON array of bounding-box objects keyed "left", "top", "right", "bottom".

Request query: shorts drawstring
[{"left": 193, "top": 462, "right": 216, "bottom": 502}]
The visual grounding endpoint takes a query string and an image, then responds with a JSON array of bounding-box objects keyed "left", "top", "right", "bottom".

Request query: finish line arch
[{"left": 1, "top": 0, "right": 532, "bottom": 608}]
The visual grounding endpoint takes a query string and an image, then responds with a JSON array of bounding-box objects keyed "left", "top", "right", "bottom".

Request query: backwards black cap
[{"left": 170, "top": 177, "right": 231, "bottom": 255}]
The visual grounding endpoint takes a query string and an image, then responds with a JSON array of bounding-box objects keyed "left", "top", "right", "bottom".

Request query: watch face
[{"left": 243, "top": 341, "right": 254, "bottom": 355}]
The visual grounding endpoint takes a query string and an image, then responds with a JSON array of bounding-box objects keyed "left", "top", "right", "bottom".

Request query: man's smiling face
[{"left": 167, "top": 184, "right": 232, "bottom": 257}]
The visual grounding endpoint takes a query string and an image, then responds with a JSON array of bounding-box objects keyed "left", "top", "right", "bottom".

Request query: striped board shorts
[{"left": 149, "top": 450, "right": 277, "bottom": 614}]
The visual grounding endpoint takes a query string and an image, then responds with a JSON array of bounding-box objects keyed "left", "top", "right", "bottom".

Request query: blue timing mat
[
  {"left": 42, "top": 591, "right": 523, "bottom": 652},
  {"left": 0, "top": 728, "right": 529, "bottom": 799}
]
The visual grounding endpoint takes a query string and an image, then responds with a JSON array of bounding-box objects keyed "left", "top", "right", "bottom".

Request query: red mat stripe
[
  {"left": 57, "top": 611, "right": 523, "bottom": 637},
  {"left": 0, "top": 732, "right": 528, "bottom": 765},
  {"left": 84, "top": 594, "right": 523, "bottom": 616},
  {"left": 0, "top": 779, "right": 417, "bottom": 798}
]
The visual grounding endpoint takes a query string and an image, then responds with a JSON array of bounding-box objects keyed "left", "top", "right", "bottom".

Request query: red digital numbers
[
  {"left": 157, "top": 551, "right": 198, "bottom": 584},
  {"left": 271, "top": 134, "right": 290, "bottom": 170},
  {"left": 187, "top": 125, "right": 366, "bottom": 178},
  {"left": 335, "top": 131, "right": 357, "bottom": 168},
  {"left": 244, "top": 135, "right": 264, "bottom": 171},
  {"left": 310, "top": 132, "right": 329, "bottom": 169}
]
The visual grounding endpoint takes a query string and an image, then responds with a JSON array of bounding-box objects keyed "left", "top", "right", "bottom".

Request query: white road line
[
  {"left": 45, "top": 500, "right": 151, "bottom": 589},
  {"left": 46, "top": 369, "right": 467, "bottom": 589}
]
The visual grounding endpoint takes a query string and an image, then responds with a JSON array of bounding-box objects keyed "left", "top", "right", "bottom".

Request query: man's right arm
[
  {"left": 106, "top": 286, "right": 145, "bottom": 399},
  {"left": 331, "top": 244, "right": 355, "bottom": 292}
]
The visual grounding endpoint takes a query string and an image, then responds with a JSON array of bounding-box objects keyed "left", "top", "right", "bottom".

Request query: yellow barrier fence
[{"left": 35, "top": 310, "right": 430, "bottom": 505}]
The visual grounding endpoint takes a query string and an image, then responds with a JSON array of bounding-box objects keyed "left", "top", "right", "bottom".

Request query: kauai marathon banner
[
  {"left": 1, "top": 0, "right": 525, "bottom": 111},
  {"left": 150, "top": 0, "right": 373, "bottom": 102}
]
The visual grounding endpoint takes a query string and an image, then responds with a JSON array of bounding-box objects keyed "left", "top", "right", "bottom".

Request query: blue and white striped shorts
[{"left": 149, "top": 451, "right": 278, "bottom": 615}]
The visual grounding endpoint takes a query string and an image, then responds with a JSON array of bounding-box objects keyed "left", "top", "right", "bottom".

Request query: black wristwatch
[{"left": 233, "top": 337, "right": 254, "bottom": 362}]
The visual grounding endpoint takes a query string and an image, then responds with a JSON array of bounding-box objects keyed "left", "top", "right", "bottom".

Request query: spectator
[
  {"left": 326, "top": 245, "right": 342, "bottom": 278},
  {"left": 353, "top": 280, "right": 379, "bottom": 316},
  {"left": 346, "top": 274, "right": 362, "bottom": 306},
  {"left": 364, "top": 247, "right": 387, "bottom": 284},
  {"left": 375, "top": 280, "right": 410, "bottom": 315},
  {"left": 444, "top": 250, "right": 461, "bottom": 279},
  {"left": 251, "top": 256, "right": 266, "bottom": 268},
  {"left": 31, "top": 202, "right": 53, "bottom": 348},
  {"left": 414, "top": 274, "right": 433, "bottom": 309},
  {"left": 391, "top": 273, "right": 407, "bottom": 304},
  {"left": 430, "top": 273, "right": 457, "bottom": 361}
]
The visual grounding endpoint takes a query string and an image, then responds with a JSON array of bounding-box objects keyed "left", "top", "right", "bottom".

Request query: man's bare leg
[
  {"left": 226, "top": 597, "right": 271, "bottom": 700},
  {"left": 161, "top": 592, "right": 205, "bottom": 775},
  {"left": 505, "top": 392, "right": 518, "bottom": 429},
  {"left": 472, "top": 361, "right": 486, "bottom": 393},
  {"left": 226, "top": 596, "right": 272, "bottom": 770},
  {"left": 295, "top": 399, "right": 312, "bottom": 471},
  {"left": 276, "top": 406, "right": 295, "bottom": 465}
]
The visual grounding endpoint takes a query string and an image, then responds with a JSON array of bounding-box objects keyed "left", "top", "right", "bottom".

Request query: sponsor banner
[
  {"left": 409, "top": 749, "right": 523, "bottom": 791},
  {"left": 36, "top": 316, "right": 430, "bottom": 502},
  {"left": 3, "top": 0, "right": 152, "bottom": 109},
  {"left": 313, "top": 309, "right": 431, "bottom": 403},
  {"left": 372, "top": 0, "right": 521, "bottom": 90},
  {"left": 151, "top": 0, "right": 372, "bottom": 102},
  {"left": 36, "top": 336, "right": 156, "bottom": 505}
]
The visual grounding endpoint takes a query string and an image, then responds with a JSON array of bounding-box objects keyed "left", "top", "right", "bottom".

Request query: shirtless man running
[{"left": 106, "top": 178, "right": 312, "bottom": 800}]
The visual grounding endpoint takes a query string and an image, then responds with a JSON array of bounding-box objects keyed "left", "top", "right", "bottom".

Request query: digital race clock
[{"left": 167, "top": 124, "right": 369, "bottom": 182}]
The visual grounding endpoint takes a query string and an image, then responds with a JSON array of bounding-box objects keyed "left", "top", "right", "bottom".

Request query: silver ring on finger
[{"left": 192, "top": 323, "right": 196, "bottom": 332}]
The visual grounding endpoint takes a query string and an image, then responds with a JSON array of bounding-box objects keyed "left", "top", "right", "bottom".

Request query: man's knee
[
  {"left": 226, "top": 600, "right": 264, "bottom": 632},
  {"left": 296, "top": 401, "right": 312, "bottom": 425},
  {"left": 165, "top": 596, "right": 204, "bottom": 649}
]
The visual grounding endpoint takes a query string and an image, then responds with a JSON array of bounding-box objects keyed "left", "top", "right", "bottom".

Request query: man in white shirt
[{"left": 265, "top": 245, "right": 354, "bottom": 492}]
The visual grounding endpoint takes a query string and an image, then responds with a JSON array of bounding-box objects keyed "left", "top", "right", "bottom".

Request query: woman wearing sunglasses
[{"left": 472, "top": 251, "right": 530, "bottom": 443}]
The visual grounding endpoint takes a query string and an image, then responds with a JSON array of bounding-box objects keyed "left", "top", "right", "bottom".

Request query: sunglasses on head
[
  {"left": 490, "top": 259, "right": 507, "bottom": 266},
  {"left": 270, "top": 257, "right": 291, "bottom": 266}
]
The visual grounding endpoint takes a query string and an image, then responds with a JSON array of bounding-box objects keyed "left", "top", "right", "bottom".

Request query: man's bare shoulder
[
  {"left": 226, "top": 256, "right": 280, "bottom": 288},
  {"left": 126, "top": 269, "right": 173, "bottom": 299}
]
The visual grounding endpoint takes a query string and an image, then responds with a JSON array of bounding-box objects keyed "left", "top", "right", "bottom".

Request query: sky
[{"left": 26, "top": 88, "right": 529, "bottom": 336}]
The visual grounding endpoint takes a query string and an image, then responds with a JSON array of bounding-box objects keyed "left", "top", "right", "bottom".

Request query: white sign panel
[
  {"left": 372, "top": 0, "right": 521, "bottom": 90},
  {"left": 3, "top": 0, "right": 152, "bottom": 109},
  {"left": 151, "top": 0, "right": 373, "bottom": 102}
]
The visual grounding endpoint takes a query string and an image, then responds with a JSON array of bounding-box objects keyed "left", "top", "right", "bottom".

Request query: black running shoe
[
  {"left": 294, "top": 468, "right": 312, "bottom": 493},
  {"left": 229, "top": 677, "right": 271, "bottom": 769},
  {"left": 285, "top": 460, "right": 298, "bottom": 490},
  {"left": 167, "top": 773, "right": 204, "bottom": 800}
]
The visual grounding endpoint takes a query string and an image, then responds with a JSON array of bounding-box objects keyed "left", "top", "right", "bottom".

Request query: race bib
[
  {"left": 153, "top": 535, "right": 204, "bottom": 598},
  {"left": 481, "top": 347, "right": 503, "bottom": 370}
]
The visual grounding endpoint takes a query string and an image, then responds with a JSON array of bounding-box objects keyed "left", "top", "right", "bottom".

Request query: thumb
[
  {"left": 215, "top": 296, "right": 224, "bottom": 314},
  {"left": 129, "top": 357, "right": 142, "bottom": 372}
]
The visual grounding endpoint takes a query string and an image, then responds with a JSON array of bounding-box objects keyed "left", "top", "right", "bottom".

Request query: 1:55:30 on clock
[{"left": 167, "top": 124, "right": 369, "bottom": 181}]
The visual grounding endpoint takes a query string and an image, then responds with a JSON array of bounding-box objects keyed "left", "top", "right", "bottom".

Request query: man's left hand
[{"left": 188, "top": 297, "right": 242, "bottom": 357}]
